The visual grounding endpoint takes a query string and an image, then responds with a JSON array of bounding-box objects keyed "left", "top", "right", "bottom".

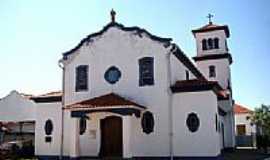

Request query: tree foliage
[{"left": 249, "top": 104, "right": 270, "bottom": 136}]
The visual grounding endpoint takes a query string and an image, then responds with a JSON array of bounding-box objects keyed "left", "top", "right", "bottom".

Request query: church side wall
[
  {"left": 172, "top": 91, "right": 221, "bottom": 157},
  {"left": 35, "top": 102, "right": 62, "bottom": 156},
  {"left": 170, "top": 55, "right": 196, "bottom": 84}
]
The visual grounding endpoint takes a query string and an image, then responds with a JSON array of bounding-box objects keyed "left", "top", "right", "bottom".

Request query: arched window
[
  {"left": 139, "top": 57, "right": 154, "bottom": 86},
  {"left": 186, "top": 113, "right": 200, "bottom": 132},
  {"left": 202, "top": 39, "right": 207, "bottom": 50},
  {"left": 208, "top": 38, "right": 213, "bottom": 49},
  {"left": 44, "top": 119, "right": 53, "bottom": 135},
  {"left": 79, "top": 118, "right": 87, "bottom": 135},
  {"left": 209, "top": 65, "right": 216, "bottom": 78},
  {"left": 214, "top": 38, "right": 219, "bottom": 49},
  {"left": 75, "top": 65, "right": 89, "bottom": 92},
  {"left": 141, "top": 111, "right": 154, "bottom": 134}
]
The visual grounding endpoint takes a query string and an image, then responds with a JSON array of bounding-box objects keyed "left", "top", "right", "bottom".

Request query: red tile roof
[
  {"left": 36, "top": 91, "right": 62, "bottom": 97},
  {"left": 192, "top": 23, "right": 230, "bottom": 38},
  {"left": 30, "top": 91, "right": 62, "bottom": 103},
  {"left": 234, "top": 103, "right": 253, "bottom": 114},
  {"left": 65, "top": 93, "right": 146, "bottom": 110}
]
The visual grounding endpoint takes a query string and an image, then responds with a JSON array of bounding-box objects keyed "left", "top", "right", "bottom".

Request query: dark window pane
[
  {"left": 216, "top": 114, "right": 218, "bottom": 132},
  {"left": 80, "top": 118, "right": 87, "bottom": 135},
  {"left": 186, "top": 70, "right": 189, "bottom": 80},
  {"left": 141, "top": 111, "right": 154, "bottom": 134},
  {"left": 104, "top": 66, "right": 121, "bottom": 84},
  {"left": 209, "top": 65, "right": 216, "bottom": 78},
  {"left": 76, "top": 65, "right": 88, "bottom": 92},
  {"left": 44, "top": 119, "right": 53, "bottom": 135},
  {"left": 202, "top": 39, "right": 207, "bottom": 50},
  {"left": 186, "top": 113, "right": 200, "bottom": 132},
  {"left": 139, "top": 57, "right": 154, "bottom": 86},
  {"left": 208, "top": 39, "right": 213, "bottom": 49},
  {"left": 45, "top": 136, "right": 52, "bottom": 143},
  {"left": 214, "top": 38, "right": 219, "bottom": 49}
]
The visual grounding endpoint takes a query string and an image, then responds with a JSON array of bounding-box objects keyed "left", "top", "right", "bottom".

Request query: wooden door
[
  {"left": 100, "top": 116, "right": 123, "bottom": 158},
  {"left": 237, "top": 124, "right": 246, "bottom": 135}
]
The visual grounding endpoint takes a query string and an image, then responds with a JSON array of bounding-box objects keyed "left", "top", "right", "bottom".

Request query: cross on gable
[
  {"left": 111, "top": 9, "right": 116, "bottom": 23},
  {"left": 207, "top": 13, "right": 214, "bottom": 24}
]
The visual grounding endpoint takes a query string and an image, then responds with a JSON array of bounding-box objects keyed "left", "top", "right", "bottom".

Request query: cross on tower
[
  {"left": 207, "top": 13, "right": 214, "bottom": 24},
  {"left": 111, "top": 9, "right": 116, "bottom": 23}
]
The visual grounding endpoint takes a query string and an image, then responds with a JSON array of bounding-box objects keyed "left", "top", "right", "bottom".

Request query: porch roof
[{"left": 64, "top": 93, "right": 147, "bottom": 110}]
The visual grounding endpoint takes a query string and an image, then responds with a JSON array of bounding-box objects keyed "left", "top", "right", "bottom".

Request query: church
[{"left": 0, "top": 11, "right": 235, "bottom": 159}]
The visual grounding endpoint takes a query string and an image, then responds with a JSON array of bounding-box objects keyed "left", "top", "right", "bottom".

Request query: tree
[
  {"left": 249, "top": 104, "right": 270, "bottom": 136},
  {"left": 248, "top": 104, "right": 270, "bottom": 152}
]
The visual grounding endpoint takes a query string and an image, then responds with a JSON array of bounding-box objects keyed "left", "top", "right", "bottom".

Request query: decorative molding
[
  {"left": 71, "top": 108, "right": 141, "bottom": 118},
  {"left": 192, "top": 24, "right": 230, "bottom": 38},
  {"left": 193, "top": 53, "right": 233, "bottom": 64},
  {"left": 171, "top": 80, "right": 222, "bottom": 96}
]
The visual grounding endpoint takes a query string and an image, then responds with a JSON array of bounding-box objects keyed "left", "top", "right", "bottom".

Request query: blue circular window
[{"left": 104, "top": 66, "right": 121, "bottom": 84}]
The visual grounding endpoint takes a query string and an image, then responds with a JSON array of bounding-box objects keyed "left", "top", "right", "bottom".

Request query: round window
[
  {"left": 186, "top": 113, "right": 200, "bottom": 132},
  {"left": 44, "top": 119, "right": 53, "bottom": 135},
  {"left": 141, "top": 111, "right": 154, "bottom": 134},
  {"left": 104, "top": 66, "right": 121, "bottom": 84}
]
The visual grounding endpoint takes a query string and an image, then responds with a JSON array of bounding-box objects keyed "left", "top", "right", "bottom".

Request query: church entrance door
[{"left": 100, "top": 116, "right": 123, "bottom": 158}]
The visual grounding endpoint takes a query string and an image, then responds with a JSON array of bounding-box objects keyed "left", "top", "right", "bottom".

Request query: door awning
[{"left": 64, "top": 93, "right": 147, "bottom": 118}]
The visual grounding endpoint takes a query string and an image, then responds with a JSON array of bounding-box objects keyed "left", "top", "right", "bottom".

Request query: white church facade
[{"left": 0, "top": 11, "right": 235, "bottom": 159}]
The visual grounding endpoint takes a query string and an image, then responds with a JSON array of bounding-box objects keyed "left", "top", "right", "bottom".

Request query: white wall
[
  {"left": 0, "top": 91, "right": 36, "bottom": 122},
  {"left": 170, "top": 54, "right": 196, "bottom": 84},
  {"left": 35, "top": 102, "right": 62, "bottom": 156},
  {"left": 63, "top": 111, "right": 137, "bottom": 158},
  {"left": 196, "top": 59, "right": 231, "bottom": 89},
  {"left": 172, "top": 91, "right": 221, "bottom": 157},
  {"left": 63, "top": 26, "right": 173, "bottom": 157}
]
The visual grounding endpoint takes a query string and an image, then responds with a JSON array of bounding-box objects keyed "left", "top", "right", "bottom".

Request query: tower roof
[{"left": 192, "top": 23, "right": 230, "bottom": 38}]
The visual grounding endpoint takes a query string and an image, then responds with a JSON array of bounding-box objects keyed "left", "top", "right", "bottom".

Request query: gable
[
  {"left": 62, "top": 22, "right": 172, "bottom": 60},
  {"left": 0, "top": 91, "right": 36, "bottom": 121}
]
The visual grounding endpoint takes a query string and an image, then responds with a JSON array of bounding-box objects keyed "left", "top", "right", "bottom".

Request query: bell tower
[{"left": 192, "top": 16, "right": 232, "bottom": 90}]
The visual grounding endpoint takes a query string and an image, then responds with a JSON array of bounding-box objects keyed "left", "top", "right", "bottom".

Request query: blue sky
[{"left": 0, "top": 0, "right": 269, "bottom": 109}]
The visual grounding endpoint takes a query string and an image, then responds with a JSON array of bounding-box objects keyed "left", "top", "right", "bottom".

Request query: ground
[
  {"left": 223, "top": 148, "right": 270, "bottom": 160},
  {"left": 1, "top": 149, "right": 269, "bottom": 160}
]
